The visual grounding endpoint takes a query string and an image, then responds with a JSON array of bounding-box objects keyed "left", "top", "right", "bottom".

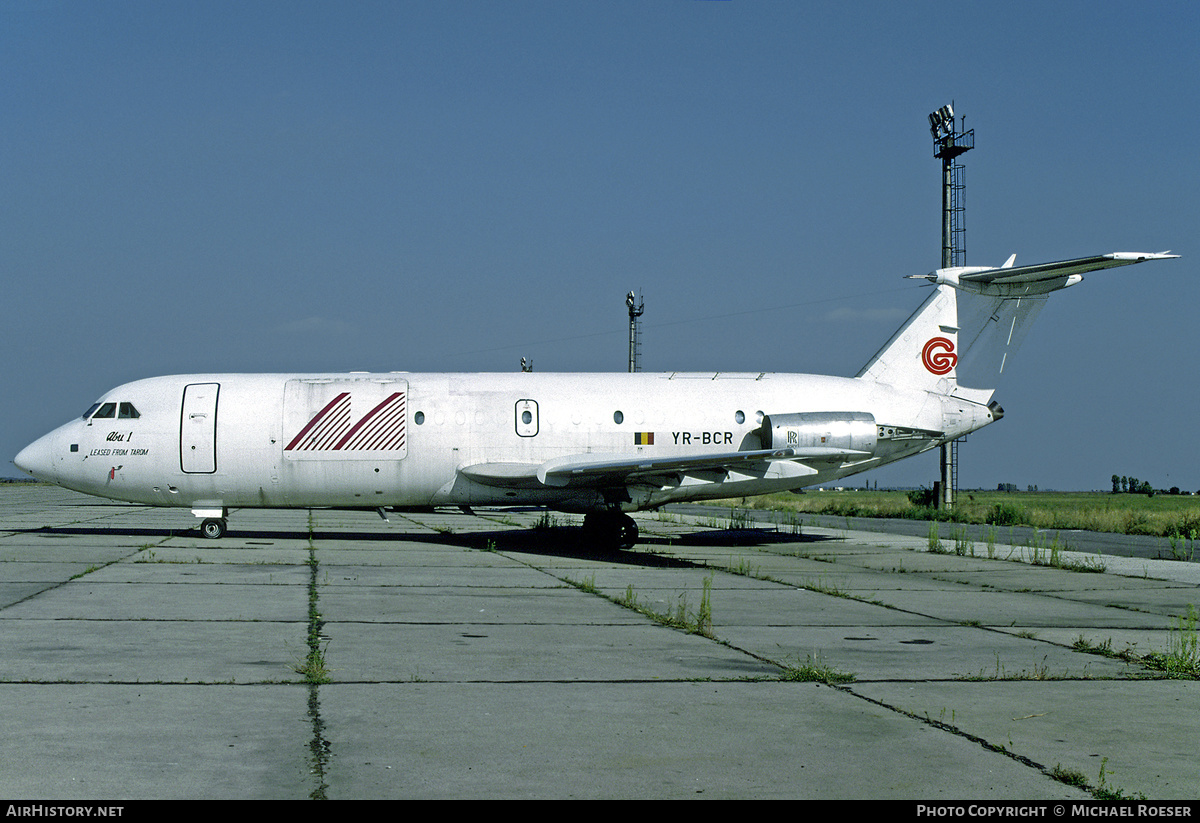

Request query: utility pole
[{"left": 928, "top": 103, "right": 974, "bottom": 511}]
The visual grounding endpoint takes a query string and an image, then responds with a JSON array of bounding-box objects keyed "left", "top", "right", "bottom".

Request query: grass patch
[
  {"left": 1051, "top": 763, "right": 1089, "bottom": 789},
  {"left": 1142, "top": 605, "right": 1200, "bottom": 678},
  {"left": 962, "top": 653, "right": 1058, "bottom": 681},
  {"left": 1069, "top": 608, "right": 1200, "bottom": 680},
  {"left": 780, "top": 654, "right": 856, "bottom": 684},
  {"left": 296, "top": 509, "right": 332, "bottom": 685},
  {"left": 710, "top": 489, "right": 1200, "bottom": 538},
  {"left": 617, "top": 576, "right": 714, "bottom": 638},
  {"left": 1023, "top": 529, "right": 1108, "bottom": 573}
]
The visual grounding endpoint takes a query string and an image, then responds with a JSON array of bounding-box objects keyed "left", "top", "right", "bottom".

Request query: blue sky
[{"left": 4, "top": 1, "right": 1197, "bottom": 492}]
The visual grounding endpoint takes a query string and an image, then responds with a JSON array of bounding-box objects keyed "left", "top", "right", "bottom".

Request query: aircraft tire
[
  {"left": 583, "top": 512, "right": 638, "bottom": 551},
  {"left": 200, "top": 518, "right": 227, "bottom": 539},
  {"left": 617, "top": 514, "right": 638, "bottom": 550}
]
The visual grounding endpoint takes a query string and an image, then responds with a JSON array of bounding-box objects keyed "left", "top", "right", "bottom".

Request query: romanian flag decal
[{"left": 634, "top": 432, "right": 654, "bottom": 446}]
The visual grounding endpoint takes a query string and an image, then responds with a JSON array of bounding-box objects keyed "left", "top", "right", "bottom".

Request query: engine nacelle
[{"left": 761, "top": 412, "right": 877, "bottom": 454}]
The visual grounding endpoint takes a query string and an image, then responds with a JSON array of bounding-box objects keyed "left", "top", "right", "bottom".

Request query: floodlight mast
[
  {"left": 930, "top": 103, "right": 973, "bottom": 269},
  {"left": 626, "top": 290, "right": 645, "bottom": 373},
  {"left": 928, "top": 103, "right": 974, "bottom": 510}
]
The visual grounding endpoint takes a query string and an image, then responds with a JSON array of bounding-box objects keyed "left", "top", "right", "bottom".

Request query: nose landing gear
[{"left": 193, "top": 506, "right": 229, "bottom": 539}]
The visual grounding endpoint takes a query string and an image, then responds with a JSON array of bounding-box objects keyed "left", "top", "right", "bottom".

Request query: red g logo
[{"left": 922, "top": 337, "right": 957, "bottom": 375}]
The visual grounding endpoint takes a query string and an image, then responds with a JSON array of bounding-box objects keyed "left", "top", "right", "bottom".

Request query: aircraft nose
[{"left": 14, "top": 433, "right": 57, "bottom": 482}]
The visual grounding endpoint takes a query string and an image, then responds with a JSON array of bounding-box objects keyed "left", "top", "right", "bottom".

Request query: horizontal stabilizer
[
  {"left": 959, "top": 252, "right": 1177, "bottom": 286},
  {"left": 911, "top": 252, "right": 1177, "bottom": 293}
]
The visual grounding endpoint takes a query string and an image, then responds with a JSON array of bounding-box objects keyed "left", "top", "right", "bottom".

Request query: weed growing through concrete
[
  {"left": 564, "top": 572, "right": 599, "bottom": 594},
  {"left": 799, "top": 577, "right": 849, "bottom": 599},
  {"left": 927, "top": 521, "right": 943, "bottom": 553},
  {"left": 1143, "top": 605, "right": 1200, "bottom": 678},
  {"left": 776, "top": 510, "right": 804, "bottom": 535},
  {"left": 779, "top": 653, "right": 855, "bottom": 684},
  {"left": 952, "top": 525, "right": 974, "bottom": 556},
  {"left": 534, "top": 511, "right": 563, "bottom": 530},
  {"left": 295, "top": 510, "right": 332, "bottom": 685},
  {"left": 727, "top": 556, "right": 760, "bottom": 578},
  {"left": 616, "top": 576, "right": 715, "bottom": 638},
  {"left": 964, "top": 653, "right": 1059, "bottom": 681},
  {"left": 1166, "top": 529, "right": 1197, "bottom": 562},
  {"left": 727, "top": 507, "right": 752, "bottom": 530}
]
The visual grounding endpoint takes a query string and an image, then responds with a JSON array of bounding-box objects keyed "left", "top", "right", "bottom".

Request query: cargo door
[
  {"left": 283, "top": 378, "right": 409, "bottom": 459},
  {"left": 180, "top": 383, "right": 219, "bottom": 473}
]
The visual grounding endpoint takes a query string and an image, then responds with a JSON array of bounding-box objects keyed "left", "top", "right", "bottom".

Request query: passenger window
[
  {"left": 118, "top": 403, "right": 140, "bottom": 419},
  {"left": 93, "top": 403, "right": 116, "bottom": 419}
]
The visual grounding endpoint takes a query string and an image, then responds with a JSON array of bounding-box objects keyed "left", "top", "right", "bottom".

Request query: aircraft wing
[
  {"left": 957, "top": 252, "right": 1177, "bottom": 286},
  {"left": 460, "top": 446, "right": 868, "bottom": 490}
]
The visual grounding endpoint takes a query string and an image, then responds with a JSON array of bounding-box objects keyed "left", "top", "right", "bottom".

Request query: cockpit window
[{"left": 83, "top": 401, "right": 140, "bottom": 421}]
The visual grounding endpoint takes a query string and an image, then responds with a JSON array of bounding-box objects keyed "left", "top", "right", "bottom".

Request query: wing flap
[
  {"left": 458, "top": 446, "right": 865, "bottom": 490},
  {"left": 458, "top": 462, "right": 543, "bottom": 489},
  {"left": 536, "top": 446, "right": 862, "bottom": 488}
]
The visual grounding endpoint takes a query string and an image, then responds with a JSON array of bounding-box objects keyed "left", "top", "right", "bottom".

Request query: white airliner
[{"left": 14, "top": 252, "right": 1175, "bottom": 548}]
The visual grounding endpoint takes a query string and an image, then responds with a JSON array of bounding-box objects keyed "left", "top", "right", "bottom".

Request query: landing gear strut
[{"left": 582, "top": 511, "right": 638, "bottom": 551}]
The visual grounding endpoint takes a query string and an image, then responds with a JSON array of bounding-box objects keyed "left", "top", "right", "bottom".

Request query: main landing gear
[{"left": 581, "top": 511, "right": 639, "bottom": 551}]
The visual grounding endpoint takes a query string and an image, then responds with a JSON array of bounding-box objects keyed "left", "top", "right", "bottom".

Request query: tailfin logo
[{"left": 921, "top": 337, "right": 957, "bottom": 375}]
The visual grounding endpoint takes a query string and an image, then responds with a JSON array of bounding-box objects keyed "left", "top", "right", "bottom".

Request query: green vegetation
[
  {"left": 715, "top": 489, "right": 1200, "bottom": 539},
  {"left": 1142, "top": 605, "right": 1200, "bottom": 678},
  {"left": 1050, "top": 763, "right": 1089, "bottom": 789},
  {"left": 1069, "top": 606, "right": 1200, "bottom": 681},
  {"left": 296, "top": 510, "right": 332, "bottom": 685},
  {"left": 779, "top": 654, "right": 856, "bottom": 684},
  {"left": 563, "top": 570, "right": 717, "bottom": 638},
  {"left": 533, "top": 511, "right": 564, "bottom": 530},
  {"left": 616, "top": 576, "right": 715, "bottom": 638},
  {"left": 1049, "top": 759, "right": 1146, "bottom": 801},
  {"left": 1167, "top": 529, "right": 1197, "bottom": 562}
]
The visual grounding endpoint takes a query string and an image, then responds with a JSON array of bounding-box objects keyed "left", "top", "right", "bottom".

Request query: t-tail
[{"left": 856, "top": 252, "right": 1178, "bottom": 402}]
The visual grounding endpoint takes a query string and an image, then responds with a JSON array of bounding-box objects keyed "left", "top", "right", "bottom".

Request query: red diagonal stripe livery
[
  {"left": 284, "top": 393, "right": 351, "bottom": 451},
  {"left": 334, "top": 393, "right": 406, "bottom": 451},
  {"left": 285, "top": 392, "right": 407, "bottom": 452}
]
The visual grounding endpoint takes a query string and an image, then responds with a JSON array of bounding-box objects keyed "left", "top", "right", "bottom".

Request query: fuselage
[
  {"left": 14, "top": 370, "right": 994, "bottom": 514},
  {"left": 15, "top": 252, "right": 1175, "bottom": 538}
]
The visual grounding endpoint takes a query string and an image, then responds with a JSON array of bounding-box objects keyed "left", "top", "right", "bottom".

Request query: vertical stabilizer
[
  {"left": 891, "top": 252, "right": 1177, "bottom": 393},
  {"left": 856, "top": 284, "right": 959, "bottom": 393}
]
